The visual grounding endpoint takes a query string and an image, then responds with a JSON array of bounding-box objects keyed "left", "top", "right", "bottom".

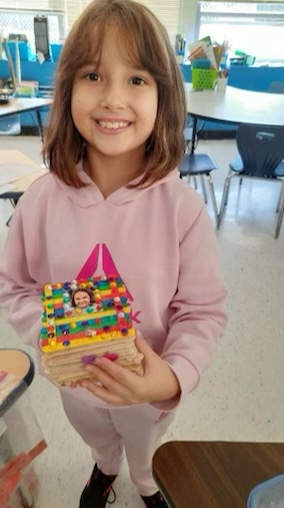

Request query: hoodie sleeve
[
  {"left": 159, "top": 205, "right": 227, "bottom": 408},
  {"left": 0, "top": 205, "right": 43, "bottom": 349}
]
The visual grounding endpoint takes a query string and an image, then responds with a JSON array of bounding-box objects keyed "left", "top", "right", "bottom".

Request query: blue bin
[
  {"left": 247, "top": 474, "right": 284, "bottom": 507},
  {"left": 7, "top": 41, "right": 32, "bottom": 61},
  {"left": 50, "top": 43, "right": 63, "bottom": 62}
]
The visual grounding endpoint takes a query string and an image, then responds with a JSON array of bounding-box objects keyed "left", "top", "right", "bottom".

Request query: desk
[
  {"left": 0, "top": 150, "right": 46, "bottom": 225},
  {"left": 1, "top": 169, "right": 46, "bottom": 198},
  {"left": 0, "top": 150, "right": 44, "bottom": 191},
  {"left": 0, "top": 97, "right": 52, "bottom": 138},
  {"left": 153, "top": 440, "right": 284, "bottom": 508},
  {"left": 185, "top": 85, "right": 284, "bottom": 153}
]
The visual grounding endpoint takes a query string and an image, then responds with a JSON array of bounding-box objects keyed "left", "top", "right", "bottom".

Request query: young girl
[{"left": 0, "top": 1, "right": 227, "bottom": 507}]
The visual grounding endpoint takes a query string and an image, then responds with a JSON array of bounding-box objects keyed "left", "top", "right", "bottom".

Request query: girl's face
[
  {"left": 71, "top": 27, "right": 158, "bottom": 166},
  {"left": 73, "top": 290, "right": 91, "bottom": 308}
]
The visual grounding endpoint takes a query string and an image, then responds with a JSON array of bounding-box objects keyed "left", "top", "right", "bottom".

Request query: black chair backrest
[
  {"left": 236, "top": 124, "right": 284, "bottom": 178},
  {"left": 267, "top": 81, "right": 284, "bottom": 94}
]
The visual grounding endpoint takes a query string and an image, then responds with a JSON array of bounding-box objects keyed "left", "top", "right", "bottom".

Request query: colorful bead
[
  {"left": 86, "top": 329, "right": 96, "bottom": 337},
  {"left": 103, "top": 352, "right": 118, "bottom": 361},
  {"left": 82, "top": 354, "right": 96, "bottom": 365}
]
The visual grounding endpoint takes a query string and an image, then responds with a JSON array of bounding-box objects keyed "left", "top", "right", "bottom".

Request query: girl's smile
[{"left": 94, "top": 118, "right": 132, "bottom": 133}]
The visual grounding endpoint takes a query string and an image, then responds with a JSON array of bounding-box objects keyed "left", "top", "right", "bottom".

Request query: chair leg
[
  {"left": 217, "top": 174, "right": 233, "bottom": 229},
  {"left": 276, "top": 181, "right": 284, "bottom": 213},
  {"left": 200, "top": 175, "right": 208, "bottom": 203},
  {"left": 186, "top": 175, "right": 198, "bottom": 190},
  {"left": 6, "top": 215, "right": 13, "bottom": 227},
  {"left": 223, "top": 177, "right": 232, "bottom": 207},
  {"left": 6, "top": 198, "right": 17, "bottom": 227},
  {"left": 206, "top": 173, "right": 218, "bottom": 226},
  {"left": 275, "top": 184, "right": 284, "bottom": 238}
]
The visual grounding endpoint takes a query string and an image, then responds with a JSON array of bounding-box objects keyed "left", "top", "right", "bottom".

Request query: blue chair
[
  {"left": 180, "top": 114, "right": 219, "bottom": 225},
  {"left": 217, "top": 124, "right": 284, "bottom": 238},
  {"left": 179, "top": 152, "right": 219, "bottom": 225}
]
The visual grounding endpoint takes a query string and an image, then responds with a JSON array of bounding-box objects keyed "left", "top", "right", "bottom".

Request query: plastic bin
[
  {"left": 247, "top": 474, "right": 284, "bottom": 508},
  {"left": 192, "top": 68, "right": 217, "bottom": 90},
  {"left": 7, "top": 41, "right": 32, "bottom": 61}
]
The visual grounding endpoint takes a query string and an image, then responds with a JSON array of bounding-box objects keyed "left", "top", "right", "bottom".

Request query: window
[
  {"left": 0, "top": 1, "right": 65, "bottom": 56},
  {"left": 0, "top": 0, "right": 182, "bottom": 53},
  {"left": 198, "top": 2, "right": 284, "bottom": 63},
  {"left": 0, "top": 11, "right": 65, "bottom": 53}
]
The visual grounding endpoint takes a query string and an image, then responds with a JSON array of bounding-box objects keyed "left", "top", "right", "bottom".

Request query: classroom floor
[{"left": 0, "top": 135, "right": 283, "bottom": 508}]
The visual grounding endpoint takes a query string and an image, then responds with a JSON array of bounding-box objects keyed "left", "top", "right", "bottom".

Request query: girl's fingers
[
  {"left": 90, "top": 356, "right": 137, "bottom": 386},
  {"left": 80, "top": 379, "right": 124, "bottom": 405},
  {"left": 84, "top": 361, "right": 136, "bottom": 399}
]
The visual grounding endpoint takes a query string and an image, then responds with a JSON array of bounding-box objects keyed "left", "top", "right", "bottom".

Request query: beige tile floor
[{"left": 0, "top": 135, "right": 283, "bottom": 508}]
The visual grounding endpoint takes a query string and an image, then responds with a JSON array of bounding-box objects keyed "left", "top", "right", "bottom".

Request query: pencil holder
[{"left": 192, "top": 68, "right": 217, "bottom": 90}]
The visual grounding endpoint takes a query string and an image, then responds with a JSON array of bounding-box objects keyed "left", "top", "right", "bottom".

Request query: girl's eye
[
  {"left": 130, "top": 76, "right": 145, "bottom": 86},
  {"left": 85, "top": 72, "right": 100, "bottom": 81}
]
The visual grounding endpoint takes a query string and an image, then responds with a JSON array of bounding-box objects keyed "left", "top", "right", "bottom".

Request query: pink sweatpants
[{"left": 60, "top": 390, "right": 175, "bottom": 496}]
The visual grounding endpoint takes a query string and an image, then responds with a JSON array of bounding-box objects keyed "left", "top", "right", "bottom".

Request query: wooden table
[
  {"left": 0, "top": 150, "right": 46, "bottom": 225},
  {"left": 153, "top": 440, "right": 284, "bottom": 508},
  {"left": 0, "top": 150, "right": 46, "bottom": 195}
]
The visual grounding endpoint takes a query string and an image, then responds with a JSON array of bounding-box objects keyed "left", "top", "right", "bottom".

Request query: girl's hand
[{"left": 79, "top": 333, "right": 181, "bottom": 406}]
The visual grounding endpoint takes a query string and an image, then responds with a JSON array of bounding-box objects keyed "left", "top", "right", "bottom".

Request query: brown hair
[
  {"left": 42, "top": 0, "right": 186, "bottom": 188},
  {"left": 71, "top": 287, "right": 94, "bottom": 307}
]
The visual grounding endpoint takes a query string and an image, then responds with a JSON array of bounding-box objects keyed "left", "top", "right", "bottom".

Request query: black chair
[
  {"left": 267, "top": 82, "right": 284, "bottom": 209},
  {"left": 217, "top": 124, "right": 284, "bottom": 238},
  {"left": 179, "top": 152, "right": 219, "bottom": 225},
  {"left": 182, "top": 115, "right": 208, "bottom": 192},
  {"left": 182, "top": 126, "right": 198, "bottom": 192}
]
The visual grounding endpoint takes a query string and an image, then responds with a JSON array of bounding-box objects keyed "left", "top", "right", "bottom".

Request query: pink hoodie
[{"left": 0, "top": 166, "right": 227, "bottom": 408}]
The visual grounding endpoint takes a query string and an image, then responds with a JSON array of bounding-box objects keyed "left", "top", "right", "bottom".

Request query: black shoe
[
  {"left": 141, "top": 491, "right": 168, "bottom": 507},
  {"left": 79, "top": 464, "right": 117, "bottom": 508}
]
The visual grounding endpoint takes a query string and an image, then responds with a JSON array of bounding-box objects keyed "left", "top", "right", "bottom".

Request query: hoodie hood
[{"left": 54, "top": 161, "right": 181, "bottom": 208}]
